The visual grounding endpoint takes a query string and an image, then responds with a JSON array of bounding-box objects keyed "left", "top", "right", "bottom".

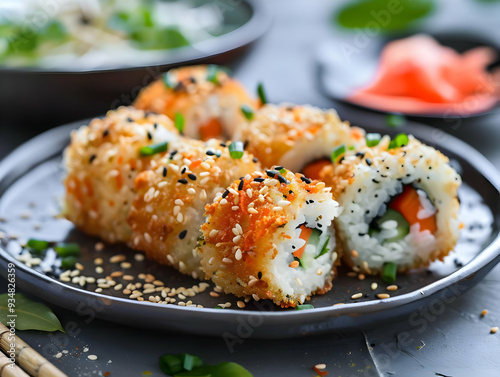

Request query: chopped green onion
[
  {"left": 181, "top": 354, "right": 203, "bottom": 371},
  {"left": 27, "top": 238, "right": 49, "bottom": 253},
  {"left": 215, "top": 305, "right": 224, "bottom": 309},
  {"left": 228, "top": 141, "right": 244, "bottom": 159},
  {"left": 279, "top": 168, "right": 287, "bottom": 175},
  {"left": 162, "top": 71, "right": 176, "bottom": 89},
  {"left": 240, "top": 105, "right": 254, "bottom": 120},
  {"left": 295, "top": 304, "right": 314, "bottom": 310},
  {"left": 386, "top": 113, "right": 406, "bottom": 128},
  {"left": 382, "top": 262, "right": 397, "bottom": 284},
  {"left": 206, "top": 65, "right": 230, "bottom": 85},
  {"left": 174, "top": 113, "right": 185, "bottom": 133},
  {"left": 257, "top": 82, "right": 268, "bottom": 104},
  {"left": 140, "top": 141, "right": 168, "bottom": 157},
  {"left": 331, "top": 144, "right": 346, "bottom": 162},
  {"left": 54, "top": 243, "right": 81, "bottom": 257},
  {"left": 388, "top": 133, "right": 409, "bottom": 150},
  {"left": 159, "top": 354, "right": 183, "bottom": 375},
  {"left": 348, "top": 145, "right": 355, "bottom": 151},
  {"left": 60, "top": 256, "right": 77, "bottom": 270},
  {"left": 315, "top": 235, "right": 330, "bottom": 259},
  {"left": 366, "top": 133, "right": 382, "bottom": 147}
]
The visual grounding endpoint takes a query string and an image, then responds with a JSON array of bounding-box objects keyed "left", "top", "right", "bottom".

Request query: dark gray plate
[{"left": 0, "top": 117, "right": 499, "bottom": 338}]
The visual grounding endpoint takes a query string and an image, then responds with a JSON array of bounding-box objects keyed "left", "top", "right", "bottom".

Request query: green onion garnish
[
  {"left": 215, "top": 305, "right": 224, "bottom": 309},
  {"left": 331, "top": 144, "right": 346, "bottom": 162},
  {"left": 174, "top": 113, "right": 185, "bottom": 133},
  {"left": 366, "top": 133, "right": 382, "bottom": 147},
  {"left": 295, "top": 304, "right": 314, "bottom": 310},
  {"left": 162, "top": 71, "right": 176, "bottom": 89},
  {"left": 140, "top": 141, "right": 168, "bottom": 157},
  {"left": 54, "top": 243, "right": 81, "bottom": 257},
  {"left": 257, "top": 82, "right": 268, "bottom": 104},
  {"left": 386, "top": 114, "right": 406, "bottom": 128},
  {"left": 228, "top": 141, "right": 244, "bottom": 159},
  {"left": 27, "top": 238, "right": 49, "bottom": 253},
  {"left": 159, "top": 354, "right": 183, "bottom": 375},
  {"left": 348, "top": 145, "right": 355, "bottom": 151},
  {"left": 240, "top": 105, "right": 254, "bottom": 120},
  {"left": 279, "top": 168, "right": 287, "bottom": 175},
  {"left": 60, "top": 256, "right": 77, "bottom": 270},
  {"left": 206, "top": 65, "right": 230, "bottom": 85},
  {"left": 382, "top": 262, "right": 397, "bottom": 284},
  {"left": 181, "top": 354, "right": 203, "bottom": 371},
  {"left": 388, "top": 133, "right": 409, "bottom": 150}
]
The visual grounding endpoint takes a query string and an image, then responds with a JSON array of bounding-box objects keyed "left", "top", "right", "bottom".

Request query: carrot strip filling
[{"left": 389, "top": 185, "right": 436, "bottom": 233}]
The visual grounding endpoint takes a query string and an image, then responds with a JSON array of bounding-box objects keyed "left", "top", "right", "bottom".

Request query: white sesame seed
[
  {"left": 228, "top": 188, "right": 238, "bottom": 196},
  {"left": 222, "top": 258, "right": 233, "bottom": 264},
  {"left": 351, "top": 293, "right": 363, "bottom": 299},
  {"left": 175, "top": 199, "right": 184, "bottom": 206},
  {"left": 209, "top": 229, "right": 219, "bottom": 237},
  {"left": 235, "top": 249, "right": 242, "bottom": 261},
  {"left": 272, "top": 207, "right": 283, "bottom": 211},
  {"left": 315, "top": 364, "right": 326, "bottom": 370},
  {"left": 252, "top": 294, "right": 260, "bottom": 301},
  {"left": 179, "top": 261, "right": 186, "bottom": 270},
  {"left": 177, "top": 213, "right": 183, "bottom": 222},
  {"left": 144, "top": 233, "right": 152, "bottom": 243},
  {"left": 371, "top": 282, "right": 378, "bottom": 291},
  {"left": 235, "top": 224, "right": 243, "bottom": 234},
  {"left": 265, "top": 179, "right": 278, "bottom": 186},
  {"left": 157, "top": 181, "right": 168, "bottom": 188},
  {"left": 233, "top": 235, "right": 241, "bottom": 243},
  {"left": 295, "top": 277, "right": 303, "bottom": 287},
  {"left": 231, "top": 206, "right": 239, "bottom": 211},
  {"left": 200, "top": 177, "right": 210, "bottom": 185},
  {"left": 208, "top": 257, "right": 214, "bottom": 265},
  {"left": 188, "top": 188, "right": 196, "bottom": 195},
  {"left": 248, "top": 208, "right": 258, "bottom": 214},
  {"left": 134, "top": 254, "right": 145, "bottom": 262},
  {"left": 201, "top": 162, "right": 211, "bottom": 169},
  {"left": 87, "top": 355, "right": 98, "bottom": 361},
  {"left": 237, "top": 301, "right": 245, "bottom": 308},
  {"left": 246, "top": 189, "right": 253, "bottom": 198},
  {"left": 200, "top": 189, "right": 207, "bottom": 201},
  {"left": 167, "top": 255, "right": 174, "bottom": 264},
  {"left": 199, "top": 171, "right": 210, "bottom": 177}
]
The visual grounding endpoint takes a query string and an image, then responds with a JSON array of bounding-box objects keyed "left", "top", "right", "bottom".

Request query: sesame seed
[
  {"left": 120, "top": 262, "right": 131, "bottom": 269},
  {"left": 188, "top": 174, "right": 196, "bottom": 181},
  {"left": 167, "top": 255, "right": 174, "bottom": 264},
  {"left": 235, "top": 249, "right": 242, "bottom": 260},
  {"left": 87, "top": 355, "right": 98, "bottom": 361},
  {"left": 209, "top": 291, "right": 219, "bottom": 297},
  {"left": 371, "top": 282, "right": 378, "bottom": 291},
  {"left": 178, "top": 178, "right": 188, "bottom": 184},
  {"left": 222, "top": 258, "right": 233, "bottom": 264},
  {"left": 386, "top": 285, "right": 398, "bottom": 291},
  {"left": 358, "top": 274, "right": 365, "bottom": 281},
  {"left": 316, "top": 269, "right": 323, "bottom": 276},
  {"left": 246, "top": 189, "right": 253, "bottom": 198},
  {"left": 295, "top": 277, "right": 303, "bottom": 287},
  {"left": 351, "top": 250, "right": 359, "bottom": 258},
  {"left": 351, "top": 293, "right": 363, "bottom": 300},
  {"left": 248, "top": 279, "right": 259, "bottom": 287},
  {"left": 377, "top": 293, "right": 390, "bottom": 299},
  {"left": 134, "top": 254, "right": 145, "bottom": 262},
  {"left": 289, "top": 261, "right": 299, "bottom": 268},
  {"left": 94, "top": 258, "right": 103, "bottom": 265},
  {"left": 315, "top": 364, "right": 326, "bottom": 370},
  {"left": 208, "top": 257, "right": 214, "bottom": 265},
  {"left": 237, "top": 301, "right": 245, "bottom": 308},
  {"left": 110, "top": 271, "right": 123, "bottom": 278},
  {"left": 114, "top": 284, "right": 123, "bottom": 291},
  {"left": 188, "top": 188, "right": 196, "bottom": 195},
  {"left": 481, "top": 309, "right": 488, "bottom": 317},
  {"left": 228, "top": 188, "right": 238, "bottom": 196},
  {"left": 491, "top": 327, "right": 498, "bottom": 334},
  {"left": 232, "top": 235, "right": 241, "bottom": 243},
  {"left": 252, "top": 294, "right": 260, "bottom": 301},
  {"left": 179, "top": 230, "right": 187, "bottom": 239},
  {"left": 144, "top": 233, "right": 152, "bottom": 243},
  {"left": 177, "top": 213, "right": 183, "bottom": 222},
  {"left": 248, "top": 208, "right": 258, "bottom": 214},
  {"left": 278, "top": 200, "right": 291, "bottom": 207},
  {"left": 272, "top": 206, "right": 283, "bottom": 211},
  {"left": 232, "top": 206, "right": 239, "bottom": 211}
]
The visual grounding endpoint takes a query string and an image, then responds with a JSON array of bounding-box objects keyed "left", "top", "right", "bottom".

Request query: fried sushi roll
[
  {"left": 63, "top": 107, "right": 179, "bottom": 243},
  {"left": 127, "top": 139, "right": 260, "bottom": 279},
  {"left": 319, "top": 133, "right": 462, "bottom": 275},
  {"left": 234, "top": 103, "right": 364, "bottom": 173},
  {"left": 199, "top": 169, "right": 342, "bottom": 307},
  {"left": 134, "top": 65, "right": 254, "bottom": 141}
]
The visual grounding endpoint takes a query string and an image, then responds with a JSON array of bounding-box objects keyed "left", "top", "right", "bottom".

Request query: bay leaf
[{"left": 0, "top": 293, "right": 64, "bottom": 332}]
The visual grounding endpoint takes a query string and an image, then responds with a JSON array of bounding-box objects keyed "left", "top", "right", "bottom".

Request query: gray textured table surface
[{"left": 1, "top": 1, "right": 500, "bottom": 376}]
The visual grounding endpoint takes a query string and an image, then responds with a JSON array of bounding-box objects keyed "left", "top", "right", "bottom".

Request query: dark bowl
[{"left": 0, "top": 0, "right": 270, "bottom": 128}]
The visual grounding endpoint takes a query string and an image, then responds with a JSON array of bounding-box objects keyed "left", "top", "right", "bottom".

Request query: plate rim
[{"left": 1, "top": 116, "right": 500, "bottom": 329}]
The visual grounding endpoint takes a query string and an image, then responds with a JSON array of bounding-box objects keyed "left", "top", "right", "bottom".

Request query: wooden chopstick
[
  {"left": 0, "top": 323, "right": 67, "bottom": 377},
  {"left": 0, "top": 350, "right": 29, "bottom": 377}
]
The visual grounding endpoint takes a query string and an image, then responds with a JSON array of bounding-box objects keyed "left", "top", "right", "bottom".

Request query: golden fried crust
[
  {"left": 200, "top": 171, "right": 333, "bottom": 307},
  {"left": 63, "top": 107, "right": 177, "bottom": 243},
  {"left": 319, "top": 135, "right": 461, "bottom": 273},
  {"left": 133, "top": 65, "right": 255, "bottom": 139},
  {"left": 127, "top": 138, "right": 260, "bottom": 278},
  {"left": 238, "top": 104, "right": 361, "bottom": 170}
]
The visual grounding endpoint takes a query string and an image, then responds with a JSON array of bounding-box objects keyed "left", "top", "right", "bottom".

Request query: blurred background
[{"left": 1, "top": 0, "right": 499, "bottom": 161}]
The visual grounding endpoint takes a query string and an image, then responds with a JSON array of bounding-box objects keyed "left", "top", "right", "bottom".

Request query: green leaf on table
[
  {"left": 334, "top": 0, "right": 436, "bottom": 32},
  {"left": 0, "top": 293, "right": 64, "bottom": 332}
]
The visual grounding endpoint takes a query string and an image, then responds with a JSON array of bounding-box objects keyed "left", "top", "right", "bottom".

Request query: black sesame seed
[
  {"left": 275, "top": 166, "right": 283, "bottom": 170},
  {"left": 178, "top": 178, "right": 188, "bottom": 184},
  {"left": 188, "top": 173, "right": 197, "bottom": 181},
  {"left": 253, "top": 177, "right": 265, "bottom": 183},
  {"left": 309, "top": 200, "right": 315, "bottom": 203},
  {"left": 289, "top": 190, "right": 293, "bottom": 194},
  {"left": 103, "top": 129, "right": 109, "bottom": 137},
  {"left": 220, "top": 142, "right": 226, "bottom": 147},
  {"left": 372, "top": 179, "right": 379, "bottom": 184},
  {"left": 358, "top": 188, "right": 361, "bottom": 193},
  {"left": 386, "top": 166, "right": 390, "bottom": 169},
  {"left": 365, "top": 210, "right": 370, "bottom": 214},
  {"left": 238, "top": 180, "right": 244, "bottom": 191},
  {"left": 428, "top": 166, "right": 432, "bottom": 170},
  {"left": 162, "top": 167, "right": 167, "bottom": 177},
  {"left": 89, "top": 154, "right": 96, "bottom": 164},
  {"left": 147, "top": 132, "right": 152, "bottom": 140},
  {"left": 179, "top": 230, "right": 187, "bottom": 239},
  {"left": 277, "top": 173, "right": 289, "bottom": 184},
  {"left": 253, "top": 157, "right": 258, "bottom": 163},
  {"left": 181, "top": 167, "right": 187, "bottom": 174},
  {"left": 381, "top": 174, "right": 387, "bottom": 178},
  {"left": 222, "top": 190, "right": 229, "bottom": 198},
  {"left": 153, "top": 123, "right": 158, "bottom": 129},
  {"left": 366, "top": 158, "right": 372, "bottom": 166},
  {"left": 300, "top": 176, "right": 311, "bottom": 184},
  {"left": 206, "top": 150, "right": 215, "bottom": 156},
  {"left": 170, "top": 150, "right": 178, "bottom": 157},
  {"left": 266, "top": 170, "right": 278, "bottom": 178},
  {"left": 339, "top": 156, "right": 345, "bottom": 164},
  {"left": 292, "top": 245, "right": 296, "bottom": 249},
  {"left": 317, "top": 223, "right": 322, "bottom": 228},
  {"left": 127, "top": 117, "right": 134, "bottom": 122},
  {"left": 355, "top": 152, "right": 365, "bottom": 158},
  {"left": 258, "top": 271, "right": 262, "bottom": 279}
]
